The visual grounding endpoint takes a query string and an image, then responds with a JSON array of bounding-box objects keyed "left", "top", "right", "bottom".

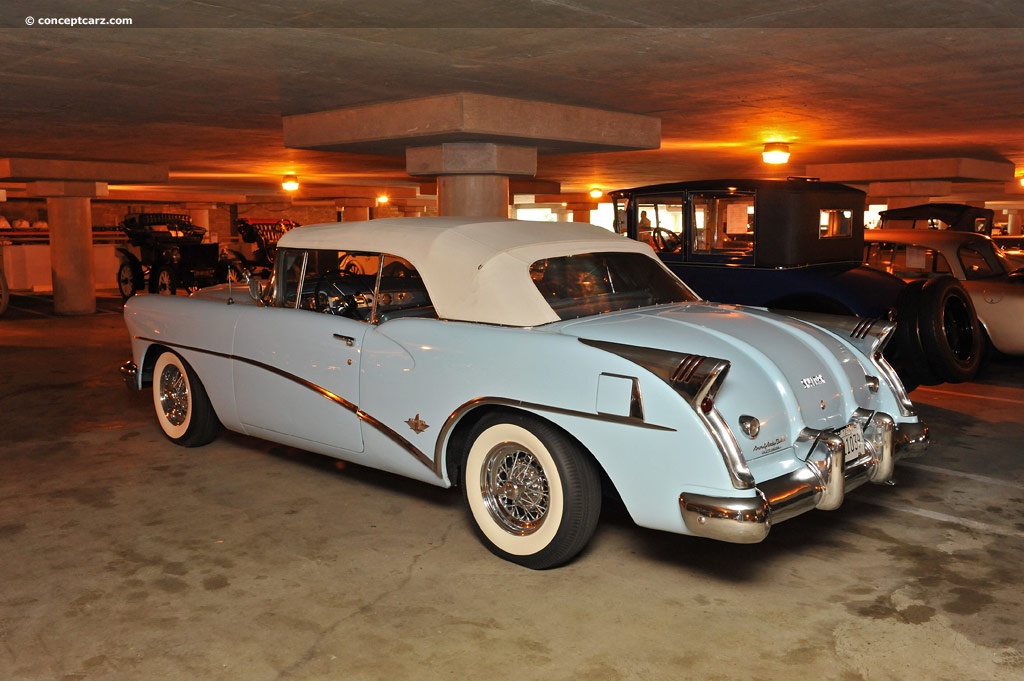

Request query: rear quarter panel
[{"left": 361, "top": 318, "right": 763, "bottom": 534}]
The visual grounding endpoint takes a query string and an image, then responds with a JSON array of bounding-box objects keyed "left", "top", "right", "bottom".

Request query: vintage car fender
[{"left": 965, "top": 279, "right": 1024, "bottom": 355}]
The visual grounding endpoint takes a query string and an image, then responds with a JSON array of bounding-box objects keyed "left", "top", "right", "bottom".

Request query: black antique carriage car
[{"left": 115, "top": 213, "right": 227, "bottom": 299}]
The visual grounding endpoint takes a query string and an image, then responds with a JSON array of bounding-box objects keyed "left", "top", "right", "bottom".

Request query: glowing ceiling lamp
[
  {"left": 281, "top": 174, "right": 299, "bottom": 191},
  {"left": 762, "top": 143, "right": 791, "bottom": 165},
  {"left": 589, "top": 187, "right": 604, "bottom": 199}
]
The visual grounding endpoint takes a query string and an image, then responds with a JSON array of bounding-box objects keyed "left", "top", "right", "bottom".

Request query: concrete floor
[{"left": 2, "top": 293, "right": 1023, "bottom": 681}]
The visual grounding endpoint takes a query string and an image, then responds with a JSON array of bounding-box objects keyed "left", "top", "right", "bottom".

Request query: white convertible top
[{"left": 277, "top": 216, "right": 659, "bottom": 326}]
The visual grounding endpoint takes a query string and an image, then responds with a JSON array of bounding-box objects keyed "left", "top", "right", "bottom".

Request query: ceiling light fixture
[
  {"left": 589, "top": 187, "right": 603, "bottom": 199},
  {"left": 281, "top": 174, "right": 299, "bottom": 191},
  {"left": 376, "top": 194, "right": 389, "bottom": 204},
  {"left": 762, "top": 143, "right": 791, "bottom": 165}
]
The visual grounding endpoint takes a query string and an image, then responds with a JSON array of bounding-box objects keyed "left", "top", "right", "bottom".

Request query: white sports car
[
  {"left": 865, "top": 229, "right": 1024, "bottom": 356},
  {"left": 122, "top": 217, "right": 928, "bottom": 569}
]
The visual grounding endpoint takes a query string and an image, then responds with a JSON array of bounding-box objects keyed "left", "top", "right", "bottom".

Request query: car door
[{"left": 231, "top": 248, "right": 374, "bottom": 455}]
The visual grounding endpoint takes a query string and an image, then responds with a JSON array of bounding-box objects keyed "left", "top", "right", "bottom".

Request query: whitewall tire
[
  {"left": 152, "top": 350, "right": 220, "bottom": 447},
  {"left": 462, "top": 412, "right": 601, "bottom": 569}
]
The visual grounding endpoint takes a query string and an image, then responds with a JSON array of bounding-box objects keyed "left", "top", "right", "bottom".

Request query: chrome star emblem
[{"left": 406, "top": 414, "right": 429, "bottom": 434}]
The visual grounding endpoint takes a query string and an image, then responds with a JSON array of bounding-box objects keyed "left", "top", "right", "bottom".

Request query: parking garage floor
[{"left": 2, "top": 292, "right": 1023, "bottom": 681}]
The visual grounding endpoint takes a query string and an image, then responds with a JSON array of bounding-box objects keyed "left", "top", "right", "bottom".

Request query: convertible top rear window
[{"left": 531, "top": 252, "right": 697, "bottom": 320}]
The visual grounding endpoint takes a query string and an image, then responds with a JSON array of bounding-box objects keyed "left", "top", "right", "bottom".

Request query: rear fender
[{"left": 775, "top": 310, "right": 914, "bottom": 417}]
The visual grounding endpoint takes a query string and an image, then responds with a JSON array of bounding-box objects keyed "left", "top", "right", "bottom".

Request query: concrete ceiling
[{"left": 3, "top": 0, "right": 1024, "bottom": 204}]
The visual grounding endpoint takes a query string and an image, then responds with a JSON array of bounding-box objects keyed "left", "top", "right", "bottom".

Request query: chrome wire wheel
[
  {"left": 480, "top": 443, "right": 551, "bottom": 535},
  {"left": 462, "top": 414, "right": 601, "bottom": 569},
  {"left": 158, "top": 361, "right": 189, "bottom": 428}
]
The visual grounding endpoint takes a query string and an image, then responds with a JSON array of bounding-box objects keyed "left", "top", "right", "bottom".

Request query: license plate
[{"left": 839, "top": 423, "right": 866, "bottom": 462}]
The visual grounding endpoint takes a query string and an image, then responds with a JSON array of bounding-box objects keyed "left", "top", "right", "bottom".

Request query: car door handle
[{"left": 333, "top": 333, "right": 355, "bottom": 347}]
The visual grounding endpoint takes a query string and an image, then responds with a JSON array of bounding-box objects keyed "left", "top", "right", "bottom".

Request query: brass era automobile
[
  {"left": 222, "top": 218, "right": 301, "bottom": 281},
  {"left": 115, "top": 213, "right": 227, "bottom": 299}
]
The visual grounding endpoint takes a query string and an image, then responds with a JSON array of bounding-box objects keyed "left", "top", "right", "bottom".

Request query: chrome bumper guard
[
  {"left": 679, "top": 412, "right": 929, "bottom": 544},
  {"left": 120, "top": 360, "right": 140, "bottom": 390}
]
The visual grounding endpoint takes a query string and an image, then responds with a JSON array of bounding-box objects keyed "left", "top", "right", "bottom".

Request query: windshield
[{"left": 530, "top": 252, "right": 698, "bottom": 321}]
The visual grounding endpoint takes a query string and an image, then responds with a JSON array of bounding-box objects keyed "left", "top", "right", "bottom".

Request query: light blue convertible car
[{"left": 121, "top": 217, "right": 928, "bottom": 569}]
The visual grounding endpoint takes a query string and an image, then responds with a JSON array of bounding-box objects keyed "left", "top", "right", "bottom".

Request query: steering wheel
[
  {"left": 652, "top": 227, "right": 681, "bottom": 252},
  {"left": 313, "top": 270, "right": 365, "bottom": 320}
]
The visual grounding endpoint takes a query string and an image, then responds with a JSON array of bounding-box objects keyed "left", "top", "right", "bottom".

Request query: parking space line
[
  {"left": 900, "top": 462, "right": 1024, "bottom": 490},
  {"left": 857, "top": 497, "right": 1024, "bottom": 538}
]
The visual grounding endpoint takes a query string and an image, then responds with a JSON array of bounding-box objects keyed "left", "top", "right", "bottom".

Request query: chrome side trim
[
  {"left": 434, "top": 396, "right": 677, "bottom": 478},
  {"left": 871, "top": 350, "right": 916, "bottom": 417},
  {"left": 133, "top": 337, "right": 437, "bottom": 476},
  {"left": 775, "top": 310, "right": 893, "bottom": 347},
  {"left": 702, "top": 406, "right": 754, "bottom": 490},
  {"left": 355, "top": 409, "right": 435, "bottom": 471}
]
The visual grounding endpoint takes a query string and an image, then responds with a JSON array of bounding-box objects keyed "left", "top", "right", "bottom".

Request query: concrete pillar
[
  {"left": 345, "top": 207, "right": 370, "bottom": 222},
  {"left": 332, "top": 198, "right": 376, "bottom": 222},
  {"left": 6, "top": 160, "right": 167, "bottom": 315},
  {"left": 46, "top": 196, "right": 96, "bottom": 315},
  {"left": 407, "top": 143, "right": 536, "bottom": 218},
  {"left": 567, "top": 202, "right": 597, "bottom": 223},
  {"left": 436, "top": 175, "right": 511, "bottom": 218},
  {"left": 1007, "top": 210, "right": 1022, "bottom": 235}
]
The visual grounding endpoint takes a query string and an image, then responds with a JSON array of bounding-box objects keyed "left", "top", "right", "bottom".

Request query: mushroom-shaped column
[{"left": 283, "top": 93, "right": 660, "bottom": 219}]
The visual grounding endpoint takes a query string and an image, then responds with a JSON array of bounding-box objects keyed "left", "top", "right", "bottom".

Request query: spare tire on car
[
  {"left": 917, "top": 276, "right": 982, "bottom": 383},
  {"left": 890, "top": 276, "right": 981, "bottom": 388}
]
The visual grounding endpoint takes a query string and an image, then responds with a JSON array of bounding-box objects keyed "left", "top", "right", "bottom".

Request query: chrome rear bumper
[{"left": 679, "top": 415, "right": 929, "bottom": 544}]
